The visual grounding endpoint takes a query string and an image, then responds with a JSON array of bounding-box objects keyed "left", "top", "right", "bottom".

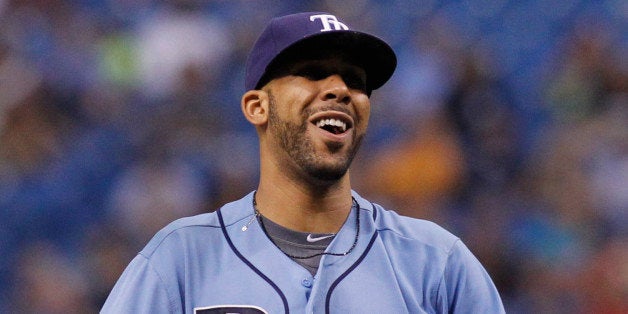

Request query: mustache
[{"left": 304, "top": 105, "right": 353, "bottom": 118}]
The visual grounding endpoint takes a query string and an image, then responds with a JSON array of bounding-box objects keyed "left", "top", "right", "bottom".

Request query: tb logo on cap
[{"left": 310, "top": 14, "right": 348, "bottom": 32}]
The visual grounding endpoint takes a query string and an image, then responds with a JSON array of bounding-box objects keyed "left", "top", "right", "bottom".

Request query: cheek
[
  {"left": 280, "top": 87, "right": 317, "bottom": 117},
  {"left": 354, "top": 98, "right": 371, "bottom": 132}
]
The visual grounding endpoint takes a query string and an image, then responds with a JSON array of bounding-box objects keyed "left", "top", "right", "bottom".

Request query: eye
[
  {"left": 291, "top": 64, "right": 368, "bottom": 94},
  {"left": 342, "top": 71, "right": 367, "bottom": 93},
  {"left": 294, "top": 66, "right": 328, "bottom": 81}
]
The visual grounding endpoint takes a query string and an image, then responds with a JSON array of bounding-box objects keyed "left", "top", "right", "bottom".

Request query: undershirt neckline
[{"left": 258, "top": 215, "right": 335, "bottom": 276}]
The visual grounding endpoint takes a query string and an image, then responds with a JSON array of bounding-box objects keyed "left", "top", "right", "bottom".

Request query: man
[{"left": 102, "top": 12, "right": 505, "bottom": 313}]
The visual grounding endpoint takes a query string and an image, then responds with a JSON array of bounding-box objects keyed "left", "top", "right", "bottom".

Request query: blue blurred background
[{"left": 0, "top": 0, "right": 626, "bottom": 312}]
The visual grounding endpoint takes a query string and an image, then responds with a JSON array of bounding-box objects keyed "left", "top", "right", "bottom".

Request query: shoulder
[
  {"left": 139, "top": 193, "right": 255, "bottom": 258},
  {"left": 353, "top": 192, "right": 460, "bottom": 254},
  {"left": 353, "top": 193, "right": 505, "bottom": 312},
  {"left": 379, "top": 205, "right": 459, "bottom": 252},
  {"left": 139, "top": 212, "right": 221, "bottom": 258}
]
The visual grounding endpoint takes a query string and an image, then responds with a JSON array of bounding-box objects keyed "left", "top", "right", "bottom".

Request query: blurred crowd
[{"left": 0, "top": 0, "right": 626, "bottom": 313}]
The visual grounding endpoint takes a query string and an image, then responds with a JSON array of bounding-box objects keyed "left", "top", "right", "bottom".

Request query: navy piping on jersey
[
  {"left": 217, "top": 208, "right": 290, "bottom": 314},
  {"left": 325, "top": 231, "right": 379, "bottom": 314},
  {"left": 324, "top": 202, "right": 379, "bottom": 314},
  {"left": 370, "top": 202, "right": 377, "bottom": 221}
]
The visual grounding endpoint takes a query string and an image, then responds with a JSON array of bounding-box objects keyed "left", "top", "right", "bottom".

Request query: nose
[{"left": 320, "top": 74, "right": 351, "bottom": 104}]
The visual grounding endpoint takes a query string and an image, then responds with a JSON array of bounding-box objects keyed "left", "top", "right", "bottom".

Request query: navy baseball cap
[{"left": 245, "top": 12, "right": 397, "bottom": 93}]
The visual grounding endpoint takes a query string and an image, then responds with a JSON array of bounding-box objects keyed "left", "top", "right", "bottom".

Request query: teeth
[{"left": 316, "top": 118, "right": 347, "bottom": 132}]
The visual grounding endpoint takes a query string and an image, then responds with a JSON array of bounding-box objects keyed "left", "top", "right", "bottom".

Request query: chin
[
  {"left": 309, "top": 168, "right": 347, "bottom": 182},
  {"left": 302, "top": 157, "right": 351, "bottom": 182}
]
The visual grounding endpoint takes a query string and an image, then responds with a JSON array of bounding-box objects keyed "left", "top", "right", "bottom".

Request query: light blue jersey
[{"left": 102, "top": 191, "right": 505, "bottom": 313}]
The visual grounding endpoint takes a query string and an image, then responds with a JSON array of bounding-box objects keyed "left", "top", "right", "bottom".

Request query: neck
[{"left": 255, "top": 169, "right": 354, "bottom": 233}]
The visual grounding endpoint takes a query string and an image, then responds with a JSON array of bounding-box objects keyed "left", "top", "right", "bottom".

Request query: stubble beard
[{"left": 267, "top": 92, "right": 363, "bottom": 183}]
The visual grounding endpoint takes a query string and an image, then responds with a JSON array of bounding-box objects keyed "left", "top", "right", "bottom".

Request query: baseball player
[{"left": 102, "top": 12, "right": 505, "bottom": 313}]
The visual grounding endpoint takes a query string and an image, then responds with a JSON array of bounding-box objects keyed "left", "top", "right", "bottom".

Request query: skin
[{"left": 241, "top": 56, "right": 371, "bottom": 233}]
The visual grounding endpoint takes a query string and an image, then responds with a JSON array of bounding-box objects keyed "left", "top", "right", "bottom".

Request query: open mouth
[{"left": 314, "top": 117, "right": 351, "bottom": 135}]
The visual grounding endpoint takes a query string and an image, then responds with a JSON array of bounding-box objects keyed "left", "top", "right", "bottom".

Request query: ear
[{"left": 241, "top": 90, "right": 269, "bottom": 126}]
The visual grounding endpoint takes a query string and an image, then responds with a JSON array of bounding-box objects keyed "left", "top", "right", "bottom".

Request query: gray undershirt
[{"left": 258, "top": 215, "right": 335, "bottom": 276}]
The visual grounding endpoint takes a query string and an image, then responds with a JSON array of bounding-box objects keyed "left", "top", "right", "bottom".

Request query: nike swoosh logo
[{"left": 306, "top": 234, "right": 335, "bottom": 242}]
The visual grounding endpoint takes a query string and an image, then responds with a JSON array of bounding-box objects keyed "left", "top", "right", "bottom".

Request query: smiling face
[{"left": 262, "top": 56, "right": 371, "bottom": 183}]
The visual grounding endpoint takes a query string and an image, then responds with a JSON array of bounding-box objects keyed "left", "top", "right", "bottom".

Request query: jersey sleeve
[
  {"left": 440, "top": 240, "right": 505, "bottom": 313},
  {"left": 101, "top": 253, "right": 179, "bottom": 314}
]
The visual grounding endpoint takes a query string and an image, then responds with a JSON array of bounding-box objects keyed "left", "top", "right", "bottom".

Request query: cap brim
[{"left": 260, "top": 31, "right": 396, "bottom": 92}]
